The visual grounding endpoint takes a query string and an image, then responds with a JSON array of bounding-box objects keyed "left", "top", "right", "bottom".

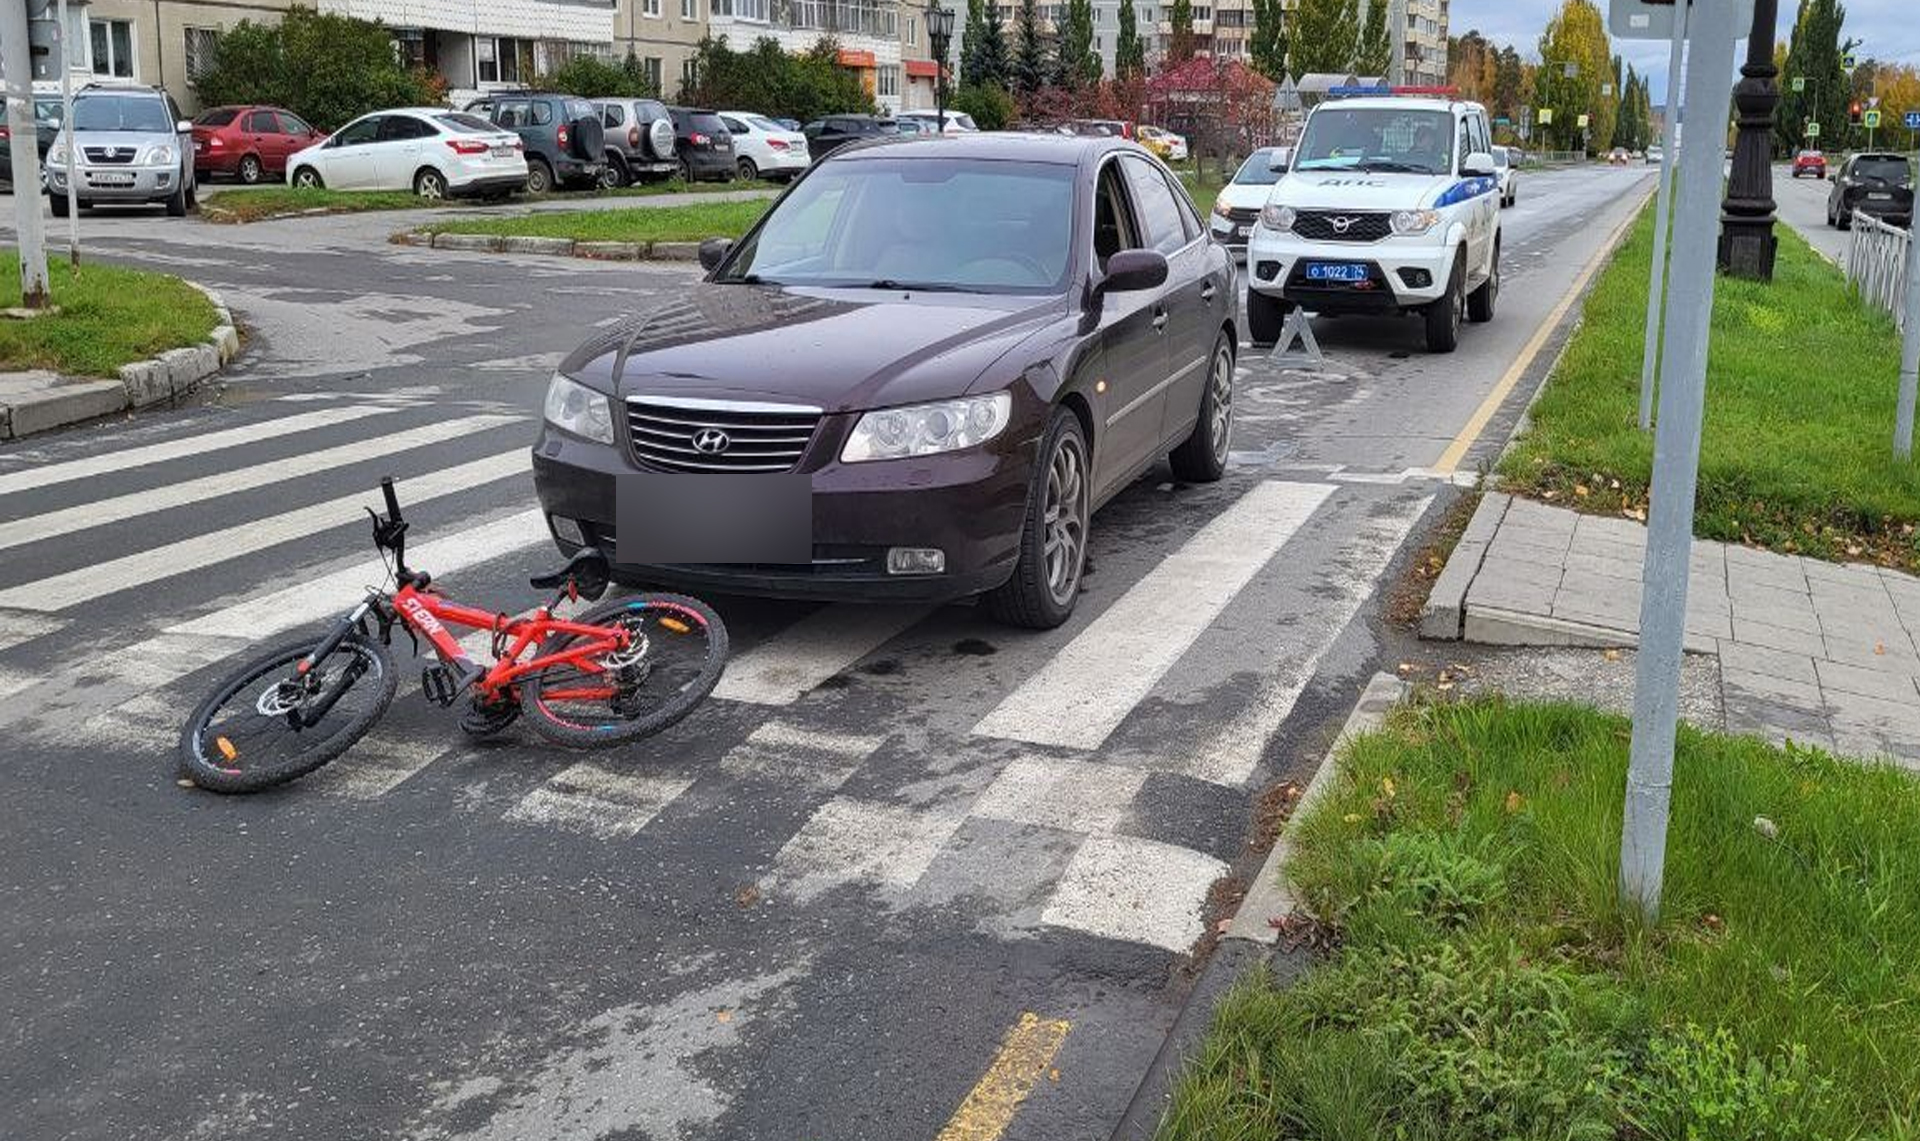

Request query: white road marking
[
  {"left": 0, "top": 406, "right": 396, "bottom": 497},
  {"left": 0, "top": 609, "right": 67, "bottom": 654},
  {"left": 1040, "top": 834, "right": 1228, "bottom": 952},
  {"left": 971, "top": 480, "right": 1335, "bottom": 750},
  {"left": 712, "top": 604, "right": 934, "bottom": 705},
  {"left": 0, "top": 451, "right": 531, "bottom": 611},
  {"left": 969, "top": 757, "right": 1146, "bottom": 834},
  {"left": 0, "top": 415, "right": 521, "bottom": 553},
  {"left": 304, "top": 736, "right": 453, "bottom": 799},
  {"left": 718, "top": 720, "right": 885, "bottom": 788},
  {"left": 505, "top": 763, "right": 694, "bottom": 839},
  {"left": 766, "top": 797, "right": 968, "bottom": 903},
  {"left": 1188, "top": 493, "right": 1431, "bottom": 786}
]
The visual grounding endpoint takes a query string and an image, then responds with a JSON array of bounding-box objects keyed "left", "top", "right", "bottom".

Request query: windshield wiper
[
  {"left": 722, "top": 273, "right": 783, "bottom": 286},
  {"left": 860, "top": 279, "right": 971, "bottom": 293},
  {"left": 1355, "top": 160, "right": 1436, "bottom": 174}
]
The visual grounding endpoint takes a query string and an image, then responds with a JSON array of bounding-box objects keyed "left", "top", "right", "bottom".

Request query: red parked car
[
  {"left": 1792, "top": 149, "right": 1827, "bottom": 179},
  {"left": 192, "top": 105, "right": 327, "bottom": 184}
]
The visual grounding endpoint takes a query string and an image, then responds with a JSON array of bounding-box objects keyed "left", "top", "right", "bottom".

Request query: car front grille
[
  {"left": 624, "top": 397, "right": 821, "bottom": 473},
  {"left": 82, "top": 146, "right": 138, "bottom": 165},
  {"left": 1291, "top": 210, "right": 1392, "bottom": 242},
  {"left": 1225, "top": 206, "right": 1261, "bottom": 224}
]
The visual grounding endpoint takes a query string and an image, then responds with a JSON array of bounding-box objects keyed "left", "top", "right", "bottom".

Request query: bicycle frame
[{"left": 390, "top": 583, "right": 631, "bottom": 702}]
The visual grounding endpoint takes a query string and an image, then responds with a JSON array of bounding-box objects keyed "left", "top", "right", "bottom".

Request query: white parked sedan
[
  {"left": 718, "top": 112, "right": 810, "bottom": 181},
  {"left": 1492, "top": 144, "right": 1518, "bottom": 207},
  {"left": 286, "top": 109, "right": 527, "bottom": 198}
]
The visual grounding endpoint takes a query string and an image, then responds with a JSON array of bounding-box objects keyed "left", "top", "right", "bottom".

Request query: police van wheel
[{"left": 1424, "top": 253, "right": 1465, "bottom": 353}]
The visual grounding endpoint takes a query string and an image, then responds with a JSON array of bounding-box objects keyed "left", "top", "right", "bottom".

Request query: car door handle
[
  {"left": 1151, "top": 309, "right": 1168, "bottom": 331},
  {"left": 1199, "top": 283, "right": 1216, "bottom": 302}
]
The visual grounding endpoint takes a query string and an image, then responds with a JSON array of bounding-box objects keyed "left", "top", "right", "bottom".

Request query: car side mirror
[
  {"left": 1097, "top": 249, "right": 1170, "bottom": 298},
  {"left": 698, "top": 237, "right": 733, "bottom": 271},
  {"left": 177, "top": 120, "right": 193, "bottom": 133},
  {"left": 1461, "top": 151, "right": 1498, "bottom": 179}
]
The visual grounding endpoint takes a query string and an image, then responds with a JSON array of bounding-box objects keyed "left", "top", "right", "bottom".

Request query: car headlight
[
  {"left": 1391, "top": 209, "right": 1441, "bottom": 235},
  {"left": 1213, "top": 191, "right": 1231, "bottom": 218},
  {"left": 841, "top": 392, "right": 1012, "bottom": 463},
  {"left": 141, "top": 143, "right": 178, "bottom": 166},
  {"left": 47, "top": 144, "right": 68, "bottom": 166},
  {"left": 1259, "top": 203, "right": 1296, "bottom": 232},
  {"left": 543, "top": 373, "right": 615, "bottom": 445}
]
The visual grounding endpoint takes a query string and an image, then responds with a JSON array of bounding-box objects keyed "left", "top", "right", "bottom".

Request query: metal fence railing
[{"left": 1846, "top": 211, "right": 1911, "bottom": 333}]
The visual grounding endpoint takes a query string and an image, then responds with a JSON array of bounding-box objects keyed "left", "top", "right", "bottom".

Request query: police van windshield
[{"left": 1294, "top": 107, "right": 1454, "bottom": 176}]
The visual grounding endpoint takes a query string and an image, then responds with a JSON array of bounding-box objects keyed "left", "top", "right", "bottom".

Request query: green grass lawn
[
  {"left": 1499, "top": 209, "right": 1920, "bottom": 569},
  {"left": 420, "top": 198, "right": 771, "bottom": 244},
  {"left": 0, "top": 254, "right": 219, "bottom": 377},
  {"left": 201, "top": 179, "right": 776, "bottom": 224},
  {"left": 1158, "top": 697, "right": 1920, "bottom": 1141}
]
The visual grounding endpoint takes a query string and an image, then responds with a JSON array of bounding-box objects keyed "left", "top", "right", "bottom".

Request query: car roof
[
  {"left": 1852, "top": 152, "right": 1908, "bottom": 161},
  {"left": 1314, "top": 96, "right": 1477, "bottom": 115},
  {"left": 825, "top": 131, "right": 1145, "bottom": 166}
]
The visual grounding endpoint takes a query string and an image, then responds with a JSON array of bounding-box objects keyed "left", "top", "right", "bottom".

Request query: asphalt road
[
  {"left": 1775, "top": 161, "right": 1850, "bottom": 266},
  {"left": 0, "top": 163, "right": 1653, "bottom": 1141}
]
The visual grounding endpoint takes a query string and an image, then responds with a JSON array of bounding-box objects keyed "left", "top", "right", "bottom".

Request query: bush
[
  {"left": 950, "top": 83, "right": 1016, "bottom": 131},
  {"left": 676, "top": 36, "right": 874, "bottom": 124},
  {"left": 191, "top": 7, "right": 437, "bottom": 132},
  {"left": 539, "top": 54, "right": 659, "bottom": 99}
]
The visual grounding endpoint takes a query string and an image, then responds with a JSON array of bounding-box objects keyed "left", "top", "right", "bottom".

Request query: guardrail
[{"left": 1846, "top": 210, "right": 1911, "bottom": 333}]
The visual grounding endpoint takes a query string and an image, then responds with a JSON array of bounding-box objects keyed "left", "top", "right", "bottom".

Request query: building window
[
  {"left": 642, "top": 56, "right": 663, "bottom": 90},
  {"left": 643, "top": 0, "right": 661, "bottom": 16},
  {"left": 183, "top": 27, "right": 219, "bottom": 80},
  {"left": 877, "top": 64, "right": 899, "bottom": 97},
  {"left": 1093, "top": 34, "right": 1102, "bottom": 50},
  {"left": 906, "top": 16, "right": 917, "bottom": 46},
  {"left": 711, "top": 0, "right": 768, "bottom": 17},
  {"left": 477, "top": 37, "right": 532, "bottom": 84},
  {"left": 682, "top": 0, "right": 696, "bottom": 16},
  {"left": 392, "top": 27, "right": 426, "bottom": 69},
  {"left": 681, "top": 56, "right": 698, "bottom": 88},
  {"left": 1194, "top": 5, "right": 1210, "bottom": 18},
  {"left": 90, "top": 18, "right": 135, "bottom": 78}
]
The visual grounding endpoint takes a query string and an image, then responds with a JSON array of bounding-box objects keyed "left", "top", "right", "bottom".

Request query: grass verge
[
  {"left": 1498, "top": 208, "right": 1920, "bottom": 570},
  {"left": 0, "top": 254, "right": 219, "bottom": 377},
  {"left": 419, "top": 199, "right": 771, "bottom": 244},
  {"left": 201, "top": 179, "right": 779, "bottom": 224},
  {"left": 1158, "top": 697, "right": 1920, "bottom": 1141}
]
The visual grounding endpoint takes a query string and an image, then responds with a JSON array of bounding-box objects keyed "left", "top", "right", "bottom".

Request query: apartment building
[
  {"left": 1390, "top": 0, "right": 1446, "bottom": 87},
  {"left": 707, "top": 0, "right": 913, "bottom": 113}
]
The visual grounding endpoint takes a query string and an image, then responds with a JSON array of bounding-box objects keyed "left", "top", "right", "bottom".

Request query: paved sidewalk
[{"left": 1424, "top": 493, "right": 1920, "bottom": 766}]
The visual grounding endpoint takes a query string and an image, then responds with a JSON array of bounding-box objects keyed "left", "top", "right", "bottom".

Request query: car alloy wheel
[
  {"left": 1206, "top": 342, "right": 1234, "bottom": 466},
  {"left": 239, "top": 154, "right": 262, "bottom": 184},
  {"left": 738, "top": 157, "right": 758, "bottom": 181},
  {"left": 1041, "top": 430, "right": 1089, "bottom": 608},
  {"left": 525, "top": 161, "right": 552, "bottom": 195},
  {"left": 414, "top": 169, "right": 447, "bottom": 199},
  {"left": 293, "top": 167, "right": 322, "bottom": 190}
]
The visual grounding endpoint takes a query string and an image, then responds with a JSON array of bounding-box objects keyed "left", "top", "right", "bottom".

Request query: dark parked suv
[
  {"left": 595, "top": 97, "right": 676, "bottom": 188},
  {"left": 1828, "top": 152, "right": 1914, "bottom": 229},
  {"left": 801, "top": 114, "right": 898, "bottom": 160},
  {"left": 668, "top": 108, "right": 735, "bottom": 183},
  {"left": 0, "top": 93, "right": 64, "bottom": 190},
  {"left": 467, "top": 92, "right": 604, "bottom": 193}
]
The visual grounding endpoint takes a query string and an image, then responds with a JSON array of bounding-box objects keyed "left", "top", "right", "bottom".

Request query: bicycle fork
[{"left": 286, "top": 601, "right": 377, "bottom": 730}]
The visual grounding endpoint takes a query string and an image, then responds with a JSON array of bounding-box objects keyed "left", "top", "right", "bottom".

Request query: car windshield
[
  {"left": 1856, "top": 158, "right": 1912, "bottom": 185},
  {"left": 35, "top": 99, "right": 63, "bottom": 126},
  {"left": 717, "top": 157, "right": 1077, "bottom": 294},
  {"left": 1294, "top": 107, "right": 1453, "bottom": 174},
  {"left": 1232, "top": 149, "right": 1282, "bottom": 185},
  {"left": 73, "top": 95, "right": 173, "bottom": 133},
  {"left": 436, "top": 113, "right": 497, "bottom": 134}
]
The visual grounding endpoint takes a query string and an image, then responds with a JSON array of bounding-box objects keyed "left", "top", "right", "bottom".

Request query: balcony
[
  {"left": 1156, "top": 18, "right": 1214, "bottom": 34},
  {"left": 769, "top": 0, "right": 898, "bottom": 37}
]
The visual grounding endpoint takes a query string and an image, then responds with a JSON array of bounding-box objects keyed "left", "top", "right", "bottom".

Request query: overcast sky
[{"left": 1450, "top": 1, "right": 1918, "bottom": 103}]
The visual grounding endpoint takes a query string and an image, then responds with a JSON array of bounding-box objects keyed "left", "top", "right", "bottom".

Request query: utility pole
[
  {"left": 1639, "top": 0, "right": 1688, "bottom": 431},
  {"left": 1620, "top": 0, "right": 1742, "bottom": 921},
  {"left": 2, "top": 0, "right": 51, "bottom": 308},
  {"left": 1897, "top": 199, "right": 1920, "bottom": 459}
]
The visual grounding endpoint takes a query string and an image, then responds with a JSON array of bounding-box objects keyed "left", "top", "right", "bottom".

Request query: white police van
[{"left": 1245, "top": 91, "right": 1501, "bottom": 353}]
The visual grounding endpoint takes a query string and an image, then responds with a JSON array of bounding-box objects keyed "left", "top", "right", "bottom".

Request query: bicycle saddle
[{"left": 530, "top": 547, "right": 611, "bottom": 601}]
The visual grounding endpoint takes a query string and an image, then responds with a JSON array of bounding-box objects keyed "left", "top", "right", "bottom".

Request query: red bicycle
[{"left": 179, "top": 477, "right": 728, "bottom": 793}]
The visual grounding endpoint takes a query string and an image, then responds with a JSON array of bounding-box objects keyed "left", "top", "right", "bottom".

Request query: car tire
[
  {"left": 49, "top": 194, "right": 67, "bottom": 218},
  {"left": 600, "top": 155, "right": 628, "bottom": 189},
  {"left": 238, "top": 154, "right": 263, "bottom": 184},
  {"left": 1246, "top": 288, "right": 1292, "bottom": 346},
  {"left": 1424, "top": 253, "right": 1466, "bottom": 353},
  {"left": 678, "top": 158, "right": 695, "bottom": 184},
  {"left": 738, "top": 157, "right": 758, "bottom": 181},
  {"left": 1168, "top": 332, "right": 1235, "bottom": 483},
  {"left": 1467, "top": 238, "right": 1499, "bottom": 324},
  {"left": 165, "top": 181, "right": 188, "bottom": 217},
  {"left": 413, "top": 168, "right": 448, "bottom": 199},
  {"left": 292, "top": 166, "right": 323, "bottom": 190},
  {"left": 983, "top": 410, "right": 1091, "bottom": 630},
  {"left": 524, "top": 159, "right": 554, "bottom": 196},
  {"left": 1838, "top": 208, "right": 1852, "bottom": 231}
]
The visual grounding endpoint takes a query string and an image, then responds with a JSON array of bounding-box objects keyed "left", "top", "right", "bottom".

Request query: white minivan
[{"left": 1244, "top": 94, "right": 1502, "bottom": 353}]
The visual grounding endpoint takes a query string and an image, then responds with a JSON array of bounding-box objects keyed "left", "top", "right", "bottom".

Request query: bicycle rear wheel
[
  {"left": 521, "top": 593, "right": 728, "bottom": 749},
  {"left": 178, "top": 631, "right": 397, "bottom": 793}
]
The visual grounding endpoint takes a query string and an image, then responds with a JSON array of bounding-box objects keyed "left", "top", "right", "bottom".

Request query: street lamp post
[
  {"left": 926, "top": 0, "right": 955, "bottom": 134},
  {"left": 1719, "top": 0, "right": 1780, "bottom": 280}
]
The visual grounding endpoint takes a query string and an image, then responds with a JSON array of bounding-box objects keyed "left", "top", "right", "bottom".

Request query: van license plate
[{"left": 1307, "top": 262, "right": 1368, "bottom": 282}]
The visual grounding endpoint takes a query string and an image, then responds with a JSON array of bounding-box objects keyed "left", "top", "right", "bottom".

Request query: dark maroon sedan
[
  {"left": 532, "top": 133, "right": 1237, "bottom": 628},
  {"left": 192, "top": 105, "right": 326, "bottom": 184}
]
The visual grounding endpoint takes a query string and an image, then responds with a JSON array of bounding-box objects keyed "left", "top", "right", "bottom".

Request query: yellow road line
[
  {"left": 1432, "top": 187, "right": 1652, "bottom": 475},
  {"left": 934, "top": 1012, "right": 1072, "bottom": 1141}
]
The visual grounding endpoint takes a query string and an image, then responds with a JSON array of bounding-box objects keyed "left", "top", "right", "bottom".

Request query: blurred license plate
[
  {"left": 490, "top": 145, "right": 514, "bottom": 157},
  {"left": 1307, "top": 262, "right": 1368, "bottom": 282},
  {"left": 1235, "top": 224, "right": 1251, "bottom": 238},
  {"left": 615, "top": 474, "right": 811, "bottom": 564},
  {"left": 87, "top": 172, "right": 134, "bottom": 187},
  {"left": 1869, "top": 192, "right": 1893, "bottom": 200}
]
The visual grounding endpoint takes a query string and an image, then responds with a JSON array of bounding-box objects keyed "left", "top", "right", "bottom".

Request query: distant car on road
[
  {"left": 192, "top": 105, "right": 326, "bottom": 184},
  {"left": 532, "top": 134, "right": 1236, "bottom": 629},
  {"left": 719, "top": 112, "right": 809, "bottom": 181},
  {"left": 594, "top": 97, "right": 677, "bottom": 188},
  {"left": 286, "top": 109, "right": 526, "bottom": 199},
  {"left": 1208, "top": 145, "right": 1288, "bottom": 258},
  {"left": 1827, "top": 152, "right": 1914, "bottom": 230},
  {"left": 1492, "top": 144, "right": 1518, "bottom": 207},
  {"left": 669, "top": 107, "right": 737, "bottom": 182},
  {"left": 467, "top": 92, "right": 605, "bottom": 194},
  {"left": 801, "top": 114, "right": 897, "bottom": 160},
  {"left": 1607, "top": 147, "right": 1630, "bottom": 166},
  {"left": 1645, "top": 145, "right": 1663, "bottom": 164},
  {"left": 1791, "top": 149, "right": 1827, "bottom": 179}
]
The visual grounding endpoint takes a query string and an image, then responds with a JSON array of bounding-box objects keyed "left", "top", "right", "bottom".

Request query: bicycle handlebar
[{"left": 381, "top": 477, "right": 403, "bottom": 525}]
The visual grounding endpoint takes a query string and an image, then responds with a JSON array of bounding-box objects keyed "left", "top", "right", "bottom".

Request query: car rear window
[
  {"left": 195, "top": 108, "right": 239, "bottom": 128},
  {"left": 1856, "top": 158, "right": 1912, "bottom": 185},
  {"left": 748, "top": 115, "right": 784, "bottom": 133},
  {"left": 566, "top": 98, "right": 596, "bottom": 122},
  {"left": 436, "top": 113, "right": 497, "bottom": 134},
  {"left": 688, "top": 111, "right": 728, "bottom": 135}
]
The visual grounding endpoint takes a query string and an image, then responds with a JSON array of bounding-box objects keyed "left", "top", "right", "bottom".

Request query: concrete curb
[
  {"left": 398, "top": 229, "right": 706, "bottom": 262},
  {"left": 0, "top": 281, "right": 238, "bottom": 442},
  {"left": 1462, "top": 603, "right": 1718, "bottom": 655},
  {"left": 1419, "top": 492, "right": 1511, "bottom": 640},
  {"left": 1223, "top": 671, "right": 1410, "bottom": 945}
]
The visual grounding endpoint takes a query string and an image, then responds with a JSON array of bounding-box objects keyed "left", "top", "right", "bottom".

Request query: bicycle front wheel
[
  {"left": 521, "top": 593, "right": 728, "bottom": 749},
  {"left": 178, "top": 631, "right": 397, "bottom": 793}
]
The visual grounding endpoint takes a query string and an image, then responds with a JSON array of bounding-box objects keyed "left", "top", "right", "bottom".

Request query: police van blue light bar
[{"left": 1326, "top": 85, "right": 1462, "bottom": 99}]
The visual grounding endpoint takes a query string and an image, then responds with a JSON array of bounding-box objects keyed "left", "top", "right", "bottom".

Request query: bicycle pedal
[{"left": 421, "top": 664, "right": 459, "bottom": 708}]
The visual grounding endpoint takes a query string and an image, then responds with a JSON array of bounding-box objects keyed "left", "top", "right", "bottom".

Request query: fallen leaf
[
  {"left": 715, "top": 1010, "right": 733, "bottom": 1023},
  {"left": 1876, "top": 641, "right": 1888, "bottom": 656},
  {"left": 1436, "top": 681, "right": 1455, "bottom": 691},
  {"left": 1049, "top": 1068, "right": 1061, "bottom": 1083},
  {"left": 1380, "top": 776, "right": 1397, "bottom": 798},
  {"left": 735, "top": 885, "right": 761, "bottom": 908},
  {"left": 1574, "top": 484, "right": 1591, "bottom": 498},
  {"left": 1342, "top": 813, "right": 1363, "bottom": 824},
  {"left": 1504, "top": 791, "right": 1524, "bottom": 814},
  {"left": 1216, "top": 918, "right": 1232, "bottom": 934},
  {"left": 1603, "top": 648, "right": 1622, "bottom": 662},
  {"left": 175, "top": 779, "right": 195, "bottom": 789},
  {"left": 1702, "top": 913, "right": 1725, "bottom": 933},
  {"left": 1610, "top": 478, "right": 1621, "bottom": 490},
  {"left": 1398, "top": 661, "right": 1414, "bottom": 674}
]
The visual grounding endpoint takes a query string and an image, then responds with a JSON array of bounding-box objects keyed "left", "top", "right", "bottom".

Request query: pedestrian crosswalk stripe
[
  {"left": 766, "top": 797, "right": 969, "bottom": 903},
  {"left": 0, "top": 450, "right": 531, "bottom": 612},
  {"left": 969, "top": 757, "right": 1146, "bottom": 834},
  {"left": 717, "top": 719, "right": 885, "bottom": 788},
  {"left": 505, "top": 763, "right": 694, "bottom": 839},
  {"left": 305, "top": 737, "right": 455, "bottom": 800},
  {"left": 971, "top": 480, "right": 1335, "bottom": 751},
  {"left": 0, "top": 609, "right": 66, "bottom": 654},
  {"left": 0, "top": 414, "right": 521, "bottom": 554},
  {"left": 712, "top": 604, "right": 935, "bottom": 706},
  {"left": 0, "top": 405, "right": 396, "bottom": 498},
  {"left": 1040, "top": 834, "right": 1228, "bottom": 952}
]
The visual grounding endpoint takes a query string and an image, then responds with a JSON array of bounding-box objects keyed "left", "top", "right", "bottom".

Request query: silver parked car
[{"left": 46, "top": 85, "right": 196, "bottom": 217}]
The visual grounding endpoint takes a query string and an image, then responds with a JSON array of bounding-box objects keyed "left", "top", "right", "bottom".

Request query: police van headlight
[
  {"left": 1391, "top": 209, "right": 1441, "bottom": 235},
  {"left": 1259, "top": 204, "right": 1296, "bottom": 232}
]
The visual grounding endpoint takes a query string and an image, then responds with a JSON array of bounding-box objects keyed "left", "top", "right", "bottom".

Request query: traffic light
[{"left": 1850, "top": 100, "right": 1863, "bottom": 125}]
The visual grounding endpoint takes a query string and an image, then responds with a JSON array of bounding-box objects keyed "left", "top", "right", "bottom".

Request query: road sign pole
[
  {"left": 1621, "top": 0, "right": 1742, "bottom": 922},
  {"left": 1, "top": 0, "right": 51, "bottom": 308},
  {"left": 1640, "top": 0, "right": 1689, "bottom": 431},
  {"left": 1897, "top": 194, "right": 1920, "bottom": 460}
]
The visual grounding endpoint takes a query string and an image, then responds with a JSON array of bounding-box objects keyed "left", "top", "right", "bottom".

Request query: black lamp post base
[{"left": 1717, "top": 223, "right": 1778, "bottom": 280}]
